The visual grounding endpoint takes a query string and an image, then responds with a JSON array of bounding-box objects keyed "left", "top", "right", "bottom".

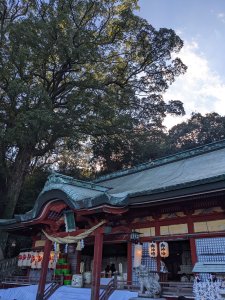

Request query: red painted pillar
[
  {"left": 76, "top": 250, "right": 82, "bottom": 273},
  {"left": 127, "top": 242, "right": 132, "bottom": 284},
  {"left": 187, "top": 214, "right": 197, "bottom": 265},
  {"left": 155, "top": 222, "right": 161, "bottom": 273},
  {"left": 36, "top": 239, "right": 52, "bottom": 300},
  {"left": 91, "top": 230, "right": 103, "bottom": 300},
  {"left": 190, "top": 238, "right": 197, "bottom": 265}
]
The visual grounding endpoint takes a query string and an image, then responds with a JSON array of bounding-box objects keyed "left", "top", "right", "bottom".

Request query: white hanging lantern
[
  {"left": 133, "top": 243, "right": 143, "bottom": 268},
  {"left": 118, "top": 262, "right": 123, "bottom": 275},
  {"left": 31, "top": 252, "right": 36, "bottom": 269},
  {"left": 18, "top": 252, "right": 23, "bottom": 267},
  {"left": 50, "top": 251, "right": 55, "bottom": 261},
  {"left": 48, "top": 251, "right": 55, "bottom": 269},
  {"left": 130, "top": 230, "right": 141, "bottom": 243},
  {"left": 159, "top": 242, "right": 169, "bottom": 258},
  {"left": 26, "top": 252, "right": 32, "bottom": 267},
  {"left": 22, "top": 252, "right": 28, "bottom": 267},
  {"left": 36, "top": 251, "right": 43, "bottom": 269},
  {"left": 148, "top": 242, "right": 158, "bottom": 257}
]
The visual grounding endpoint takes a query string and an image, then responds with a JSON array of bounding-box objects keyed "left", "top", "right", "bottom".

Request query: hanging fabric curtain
[
  {"left": 42, "top": 220, "right": 106, "bottom": 244},
  {"left": 148, "top": 241, "right": 158, "bottom": 257},
  {"left": 159, "top": 241, "right": 169, "bottom": 258}
]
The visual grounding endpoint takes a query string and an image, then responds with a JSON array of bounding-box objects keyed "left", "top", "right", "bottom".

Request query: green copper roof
[
  {"left": 98, "top": 146, "right": 225, "bottom": 197},
  {"left": 16, "top": 173, "right": 127, "bottom": 222},
  {"left": 42, "top": 173, "right": 110, "bottom": 193},
  {"left": 95, "top": 139, "right": 225, "bottom": 183},
  {"left": 2, "top": 139, "right": 225, "bottom": 225}
]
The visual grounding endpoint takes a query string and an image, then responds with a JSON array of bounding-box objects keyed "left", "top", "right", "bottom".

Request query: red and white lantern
[
  {"left": 31, "top": 251, "right": 38, "bottom": 269},
  {"left": 159, "top": 242, "right": 169, "bottom": 258},
  {"left": 26, "top": 252, "right": 32, "bottom": 267},
  {"left": 18, "top": 252, "right": 23, "bottom": 267},
  {"left": 36, "top": 251, "right": 43, "bottom": 269},
  {"left": 148, "top": 242, "right": 158, "bottom": 258},
  {"left": 22, "top": 252, "right": 28, "bottom": 267}
]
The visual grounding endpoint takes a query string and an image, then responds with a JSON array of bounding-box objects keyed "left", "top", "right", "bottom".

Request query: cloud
[
  {"left": 217, "top": 12, "right": 225, "bottom": 23},
  {"left": 164, "top": 40, "right": 225, "bottom": 128}
]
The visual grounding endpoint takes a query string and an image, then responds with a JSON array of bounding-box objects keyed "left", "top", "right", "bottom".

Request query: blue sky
[{"left": 137, "top": 0, "right": 225, "bottom": 127}]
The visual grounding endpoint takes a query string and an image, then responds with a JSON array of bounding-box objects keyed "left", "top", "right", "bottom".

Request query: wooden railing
[
  {"left": 1, "top": 275, "right": 62, "bottom": 286},
  {"left": 1, "top": 275, "right": 38, "bottom": 286},
  {"left": 160, "top": 281, "right": 194, "bottom": 299},
  {"left": 0, "top": 273, "right": 194, "bottom": 300},
  {"left": 0, "top": 275, "right": 63, "bottom": 300},
  {"left": 99, "top": 279, "right": 115, "bottom": 300},
  {"left": 112, "top": 278, "right": 194, "bottom": 299},
  {"left": 43, "top": 279, "right": 63, "bottom": 300}
]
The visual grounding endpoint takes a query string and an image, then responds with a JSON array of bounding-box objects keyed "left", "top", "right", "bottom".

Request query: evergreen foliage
[{"left": 0, "top": 0, "right": 186, "bottom": 218}]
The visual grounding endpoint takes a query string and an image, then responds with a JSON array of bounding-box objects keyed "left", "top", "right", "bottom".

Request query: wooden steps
[{"left": 113, "top": 279, "right": 194, "bottom": 299}]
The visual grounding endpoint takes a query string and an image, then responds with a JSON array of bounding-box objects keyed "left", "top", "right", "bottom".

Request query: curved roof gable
[{"left": 1, "top": 139, "right": 225, "bottom": 226}]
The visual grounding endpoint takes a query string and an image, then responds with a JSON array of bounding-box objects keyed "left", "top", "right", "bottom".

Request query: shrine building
[{"left": 1, "top": 139, "right": 225, "bottom": 300}]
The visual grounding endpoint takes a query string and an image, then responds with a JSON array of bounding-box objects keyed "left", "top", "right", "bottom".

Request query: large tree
[
  {"left": 0, "top": 0, "right": 186, "bottom": 219},
  {"left": 167, "top": 112, "right": 225, "bottom": 153},
  {"left": 91, "top": 127, "right": 167, "bottom": 174}
]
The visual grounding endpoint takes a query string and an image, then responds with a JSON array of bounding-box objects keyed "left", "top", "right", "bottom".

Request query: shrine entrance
[
  {"left": 81, "top": 242, "right": 127, "bottom": 277},
  {"left": 163, "top": 240, "right": 193, "bottom": 282}
]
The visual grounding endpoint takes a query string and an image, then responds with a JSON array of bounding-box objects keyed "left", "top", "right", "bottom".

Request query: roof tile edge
[
  {"left": 44, "top": 172, "right": 109, "bottom": 192},
  {"left": 94, "top": 139, "right": 225, "bottom": 183}
]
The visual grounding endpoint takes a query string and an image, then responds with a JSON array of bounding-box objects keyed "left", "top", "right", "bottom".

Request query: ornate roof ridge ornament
[{"left": 44, "top": 172, "right": 110, "bottom": 192}]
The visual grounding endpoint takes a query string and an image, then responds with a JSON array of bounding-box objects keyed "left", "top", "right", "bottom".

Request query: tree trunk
[
  {"left": 0, "top": 148, "right": 32, "bottom": 253},
  {"left": 3, "top": 148, "right": 32, "bottom": 219}
]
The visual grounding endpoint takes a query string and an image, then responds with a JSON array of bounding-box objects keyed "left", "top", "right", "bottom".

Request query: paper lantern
[
  {"left": 50, "top": 251, "right": 56, "bottom": 263},
  {"left": 159, "top": 242, "right": 169, "bottom": 258},
  {"left": 31, "top": 252, "right": 36, "bottom": 269},
  {"left": 37, "top": 251, "right": 44, "bottom": 269},
  {"left": 50, "top": 251, "right": 55, "bottom": 261},
  {"left": 119, "top": 262, "right": 123, "bottom": 275},
  {"left": 26, "top": 252, "right": 32, "bottom": 267},
  {"left": 48, "top": 251, "right": 56, "bottom": 269},
  {"left": 148, "top": 242, "right": 158, "bottom": 258},
  {"left": 18, "top": 252, "right": 23, "bottom": 267},
  {"left": 22, "top": 252, "right": 28, "bottom": 267},
  {"left": 130, "top": 230, "right": 141, "bottom": 243},
  {"left": 133, "top": 243, "right": 143, "bottom": 268}
]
